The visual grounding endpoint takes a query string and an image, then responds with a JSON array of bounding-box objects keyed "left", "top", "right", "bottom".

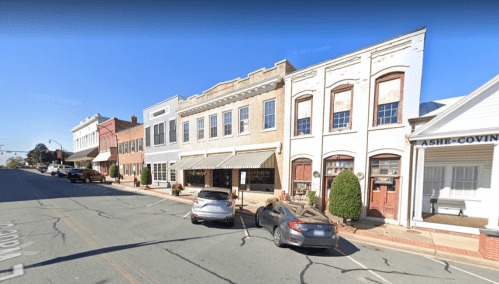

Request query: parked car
[
  {"left": 48, "top": 164, "right": 62, "bottom": 175},
  {"left": 38, "top": 165, "right": 48, "bottom": 173},
  {"left": 56, "top": 168, "right": 73, "bottom": 178},
  {"left": 191, "top": 187, "right": 237, "bottom": 226},
  {"left": 255, "top": 201, "right": 339, "bottom": 249},
  {"left": 67, "top": 169, "right": 106, "bottom": 183}
]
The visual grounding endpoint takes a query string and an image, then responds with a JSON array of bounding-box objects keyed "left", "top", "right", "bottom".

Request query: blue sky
[{"left": 1, "top": 0, "right": 499, "bottom": 165}]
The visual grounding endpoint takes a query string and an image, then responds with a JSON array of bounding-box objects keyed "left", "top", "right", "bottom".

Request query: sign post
[{"left": 240, "top": 171, "right": 246, "bottom": 210}]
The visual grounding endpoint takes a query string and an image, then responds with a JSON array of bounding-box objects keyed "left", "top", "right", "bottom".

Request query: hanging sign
[
  {"left": 418, "top": 134, "right": 498, "bottom": 147},
  {"left": 374, "top": 176, "right": 393, "bottom": 184},
  {"left": 241, "top": 171, "right": 246, "bottom": 185}
]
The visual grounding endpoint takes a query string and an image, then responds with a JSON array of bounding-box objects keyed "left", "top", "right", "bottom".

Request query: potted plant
[{"left": 172, "top": 184, "right": 183, "bottom": 196}]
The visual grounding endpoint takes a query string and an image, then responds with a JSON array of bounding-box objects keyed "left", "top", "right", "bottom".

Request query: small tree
[
  {"left": 141, "top": 167, "right": 152, "bottom": 188},
  {"left": 329, "top": 170, "right": 362, "bottom": 221},
  {"left": 109, "top": 164, "right": 118, "bottom": 180},
  {"left": 85, "top": 162, "right": 92, "bottom": 169}
]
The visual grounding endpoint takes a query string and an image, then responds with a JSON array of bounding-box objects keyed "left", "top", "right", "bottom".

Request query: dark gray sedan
[{"left": 255, "top": 201, "right": 339, "bottom": 249}]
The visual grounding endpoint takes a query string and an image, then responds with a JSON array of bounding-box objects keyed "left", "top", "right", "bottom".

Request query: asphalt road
[{"left": 1, "top": 169, "right": 498, "bottom": 284}]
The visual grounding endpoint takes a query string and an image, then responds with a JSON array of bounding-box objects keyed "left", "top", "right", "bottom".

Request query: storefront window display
[
  {"left": 239, "top": 169, "right": 275, "bottom": 192},
  {"left": 185, "top": 170, "right": 205, "bottom": 187}
]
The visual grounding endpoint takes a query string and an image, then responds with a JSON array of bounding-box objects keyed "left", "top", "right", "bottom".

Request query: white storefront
[
  {"left": 409, "top": 73, "right": 499, "bottom": 234},
  {"left": 283, "top": 27, "right": 426, "bottom": 226},
  {"left": 68, "top": 114, "right": 110, "bottom": 169}
]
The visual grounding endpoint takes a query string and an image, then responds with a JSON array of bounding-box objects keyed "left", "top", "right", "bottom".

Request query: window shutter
[
  {"left": 378, "top": 78, "right": 401, "bottom": 105},
  {"left": 333, "top": 90, "right": 351, "bottom": 112},
  {"left": 297, "top": 100, "right": 311, "bottom": 119},
  {"left": 146, "top": 127, "right": 150, "bottom": 147},
  {"left": 169, "top": 120, "right": 176, "bottom": 143}
]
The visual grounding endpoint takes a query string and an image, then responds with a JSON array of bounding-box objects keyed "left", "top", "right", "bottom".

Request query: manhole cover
[{"left": 406, "top": 230, "right": 421, "bottom": 234}]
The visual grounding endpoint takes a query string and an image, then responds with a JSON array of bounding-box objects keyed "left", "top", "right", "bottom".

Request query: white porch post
[
  {"left": 486, "top": 143, "right": 499, "bottom": 230},
  {"left": 413, "top": 147, "right": 426, "bottom": 222}
]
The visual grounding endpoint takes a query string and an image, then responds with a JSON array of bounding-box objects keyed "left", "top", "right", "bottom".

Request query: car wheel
[
  {"left": 273, "top": 227, "right": 283, "bottom": 247},
  {"left": 191, "top": 215, "right": 198, "bottom": 224},
  {"left": 227, "top": 218, "right": 235, "bottom": 227},
  {"left": 70, "top": 180, "right": 76, "bottom": 183},
  {"left": 85, "top": 177, "right": 91, "bottom": 183},
  {"left": 255, "top": 212, "right": 261, "bottom": 228},
  {"left": 100, "top": 178, "right": 105, "bottom": 183}
]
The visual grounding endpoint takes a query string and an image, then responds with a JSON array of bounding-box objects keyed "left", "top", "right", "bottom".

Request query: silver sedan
[
  {"left": 255, "top": 201, "right": 339, "bottom": 249},
  {"left": 191, "top": 187, "right": 237, "bottom": 227}
]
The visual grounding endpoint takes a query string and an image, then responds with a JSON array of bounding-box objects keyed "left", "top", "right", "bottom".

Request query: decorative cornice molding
[
  {"left": 325, "top": 56, "right": 361, "bottom": 72},
  {"left": 291, "top": 69, "right": 317, "bottom": 82}
]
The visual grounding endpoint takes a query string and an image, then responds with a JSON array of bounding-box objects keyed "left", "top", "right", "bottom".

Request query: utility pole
[{"left": 49, "top": 139, "right": 64, "bottom": 165}]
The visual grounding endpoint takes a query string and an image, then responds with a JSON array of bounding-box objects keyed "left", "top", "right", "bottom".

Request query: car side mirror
[{"left": 233, "top": 195, "right": 238, "bottom": 200}]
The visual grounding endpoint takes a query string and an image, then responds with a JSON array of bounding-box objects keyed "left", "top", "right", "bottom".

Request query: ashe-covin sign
[{"left": 418, "top": 134, "right": 498, "bottom": 147}]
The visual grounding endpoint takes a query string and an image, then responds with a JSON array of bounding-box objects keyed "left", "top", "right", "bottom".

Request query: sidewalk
[{"left": 105, "top": 178, "right": 499, "bottom": 270}]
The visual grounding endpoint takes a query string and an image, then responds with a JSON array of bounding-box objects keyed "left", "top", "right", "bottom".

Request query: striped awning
[
  {"left": 169, "top": 156, "right": 205, "bottom": 170},
  {"left": 189, "top": 154, "right": 233, "bottom": 170},
  {"left": 218, "top": 151, "right": 275, "bottom": 169}
]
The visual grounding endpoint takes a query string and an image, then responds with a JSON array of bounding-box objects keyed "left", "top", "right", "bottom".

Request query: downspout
[
  {"left": 319, "top": 67, "right": 326, "bottom": 211},
  {"left": 407, "top": 122, "right": 416, "bottom": 227},
  {"left": 363, "top": 55, "right": 373, "bottom": 218}
]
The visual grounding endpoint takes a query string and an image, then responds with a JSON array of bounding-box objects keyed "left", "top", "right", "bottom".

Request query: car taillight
[
  {"left": 226, "top": 201, "right": 233, "bottom": 206},
  {"left": 194, "top": 199, "right": 199, "bottom": 204},
  {"left": 334, "top": 225, "right": 338, "bottom": 234},
  {"left": 287, "top": 221, "right": 306, "bottom": 233}
]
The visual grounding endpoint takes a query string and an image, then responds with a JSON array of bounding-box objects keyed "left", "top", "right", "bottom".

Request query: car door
[
  {"left": 261, "top": 203, "right": 275, "bottom": 233},
  {"left": 268, "top": 206, "right": 283, "bottom": 231}
]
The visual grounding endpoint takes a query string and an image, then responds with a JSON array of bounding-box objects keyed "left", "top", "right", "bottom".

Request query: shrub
[
  {"left": 141, "top": 167, "right": 152, "bottom": 188},
  {"left": 329, "top": 170, "right": 362, "bottom": 220},
  {"left": 109, "top": 164, "right": 118, "bottom": 178},
  {"left": 85, "top": 162, "right": 92, "bottom": 169},
  {"left": 308, "top": 191, "right": 317, "bottom": 206},
  {"left": 266, "top": 197, "right": 277, "bottom": 204},
  {"left": 172, "top": 183, "right": 183, "bottom": 192}
]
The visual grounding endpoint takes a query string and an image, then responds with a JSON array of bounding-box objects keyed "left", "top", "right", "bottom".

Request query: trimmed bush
[
  {"left": 109, "top": 164, "right": 118, "bottom": 178},
  {"left": 141, "top": 167, "right": 152, "bottom": 188},
  {"left": 85, "top": 162, "right": 92, "bottom": 169},
  {"left": 308, "top": 191, "right": 317, "bottom": 206},
  {"left": 329, "top": 170, "right": 362, "bottom": 220}
]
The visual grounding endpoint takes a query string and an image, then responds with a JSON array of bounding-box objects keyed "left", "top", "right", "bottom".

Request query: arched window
[{"left": 374, "top": 72, "right": 404, "bottom": 126}]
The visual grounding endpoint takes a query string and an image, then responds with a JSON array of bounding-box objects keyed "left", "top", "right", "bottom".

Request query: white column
[
  {"left": 486, "top": 143, "right": 499, "bottom": 230},
  {"left": 413, "top": 147, "right": 426, "bottom": 222}
]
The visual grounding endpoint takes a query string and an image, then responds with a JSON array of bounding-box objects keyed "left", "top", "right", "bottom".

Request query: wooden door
[{"left": 368, "top": 177, "right": 399, "bottom": 219}]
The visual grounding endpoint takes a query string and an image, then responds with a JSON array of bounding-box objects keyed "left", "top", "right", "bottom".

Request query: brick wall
[
  {"left": 117, "top": 124, "right": 144, "bottom": 181},
  {"left": 479, "top": 231, "right": 499, "bottom": 261}
]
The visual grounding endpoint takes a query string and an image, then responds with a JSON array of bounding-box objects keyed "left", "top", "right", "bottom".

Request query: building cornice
[
  {"left": 409, "top": 127, "right": 499, "bottom": 141},
  {"left": 71, "top": 114, "right": 107, "bottom": 133},
  {"left": 180, "top": 141, "right": 282, "bottom": 157},
  {"left": 143, "top": 95, "right": 186, "bottom": 111},
  {"left": 177, "top": 76, "right": 282, "bottom": 117}
]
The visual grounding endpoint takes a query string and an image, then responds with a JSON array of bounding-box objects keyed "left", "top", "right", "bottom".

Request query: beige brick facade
[{"left": 177, "top": 60, "right": 296, "bottom": 202}]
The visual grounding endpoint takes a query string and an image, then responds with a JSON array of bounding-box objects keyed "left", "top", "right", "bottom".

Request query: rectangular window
[
  {"left": 423, "top": 166, "right": 446, "bottom": 196},
  {"left": 118, "top": 144, "right": 122, "bottom": 155},
  {"left": 170, "top": 162, "right": 176, "bottom": 182},
  {"left": 169, "top": 120, "right": 176, "bottom": 143},
  {"left": 224, "top": 111, "right": 232, "bottom": 136},
  {"left": 183, "top": 122, "right": 189, "bottom": 143},
  {"left": 125, "top": 164, "right": 129, "bottom": 176},
  {"left": 133, "top": 164, "right": 136, "bottom": 176},
  {"left": 375, "top": 74, "right": 403, "bottom": 126},
  {"left": 107, "top": 137, "right": 110, "bottom": 151},
  {"left": 145, "top": 127, "right": 151, "bottom": 147},
  {"left": 451, "top": 166, "right": 478, "bottom": 197},
  {"left": 153, "top": 163, "right": 167, "bottom": 181},
  {"left": 154, "top": 164, "right": 158, "bottom": 181},
  {"left": 198, "top": 118, "right": 204, "bottom": 140},
  {"left": 210, "top": 115, "right": 217, "bottom": 138},
  {"left": 138, "top": 139, "right": 143, "bottom": 151},
  {"left": 377, "top": 102, "right": 399, "bottom": 125},
  {"left": 239, "top": 107, "right": 249, "bottom": 134},
  {"left": 296, "top": 98, "right": 311, "bottom": 136},
  {"left": 371, "top": 159, "right": 399, "bottom": 175},
  {"left": 124, "top": 142, "right": 128, "bottom": 154},
  {"left": 154, "top": 123, "right": 165, "bottom": 145},
  {"left": 264, "top": 99, "right": 276, "bottom": 130},
  {"left": 131, "top": 140, "right": 135, "bottom": 153},
  {"left": 331, "top": 87, "right": 352, "bottom": 130}
]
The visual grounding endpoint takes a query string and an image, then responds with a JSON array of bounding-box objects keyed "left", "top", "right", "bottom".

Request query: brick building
[
  {"left": 94, "top": 116, "right": 139, "bottom": 175},
  {"left": 116, "top": 124, "right": 144, "bottom": 182},
  {"left": 171, "top": 60, "right": 296, "bottom": 202}
]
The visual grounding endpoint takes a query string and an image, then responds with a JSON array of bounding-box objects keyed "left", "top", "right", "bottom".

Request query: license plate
[{"left": 313, "top": 230, "right": 325, "bottom": 237}]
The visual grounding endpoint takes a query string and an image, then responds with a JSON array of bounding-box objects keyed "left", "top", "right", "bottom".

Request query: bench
[{"left": 430, "top": 198, "right": 466, "bottom": 217}]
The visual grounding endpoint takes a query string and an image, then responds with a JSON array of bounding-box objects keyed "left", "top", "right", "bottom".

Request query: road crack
[{"left": 52, "top": 218, "right": 66, "bottom": 245}]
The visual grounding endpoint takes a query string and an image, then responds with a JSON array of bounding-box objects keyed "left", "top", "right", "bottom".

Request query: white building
[
  {"left": 283, "top": 27, "right": 426, "bottom": 226},
  {"left": 409, "top": 73, "right": 499, "bottom": 234},
  {"left": 67, "top": 114, "right": 110, "bottom": 169}
]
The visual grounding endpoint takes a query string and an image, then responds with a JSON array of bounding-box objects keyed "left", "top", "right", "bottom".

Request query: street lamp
[
  {"left": 49, "top": 139, "right": 64, "bottom": 165},
  {"left": 98, "top": 125, "right": 120, "bottom": 184}
]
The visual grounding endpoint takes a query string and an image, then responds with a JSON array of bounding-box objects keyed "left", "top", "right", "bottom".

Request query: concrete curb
[{"left": 340, "top": 232, "right": 499, "bottom": 271}]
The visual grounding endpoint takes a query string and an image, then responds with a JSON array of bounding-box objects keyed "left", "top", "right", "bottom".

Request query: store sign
[
  {"left": 241, "top": 171, "right": 246, "bottom": 185},
  {"left": 418, "top": 134, "right": 498, "bottom": 147},
  {"left": 374, "top": 176, "right": 393, "bottom": 184},
  {"left": 153, "top": 109, "right": 165, "bottom": 117}
]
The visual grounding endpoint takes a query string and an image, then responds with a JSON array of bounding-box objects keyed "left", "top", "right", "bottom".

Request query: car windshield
[
  {"left": 198, "top": 191, "right": 230, "bottom": 200},
  {"left": 287, "top": 205, "right": 323, "bottom": 218}
]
